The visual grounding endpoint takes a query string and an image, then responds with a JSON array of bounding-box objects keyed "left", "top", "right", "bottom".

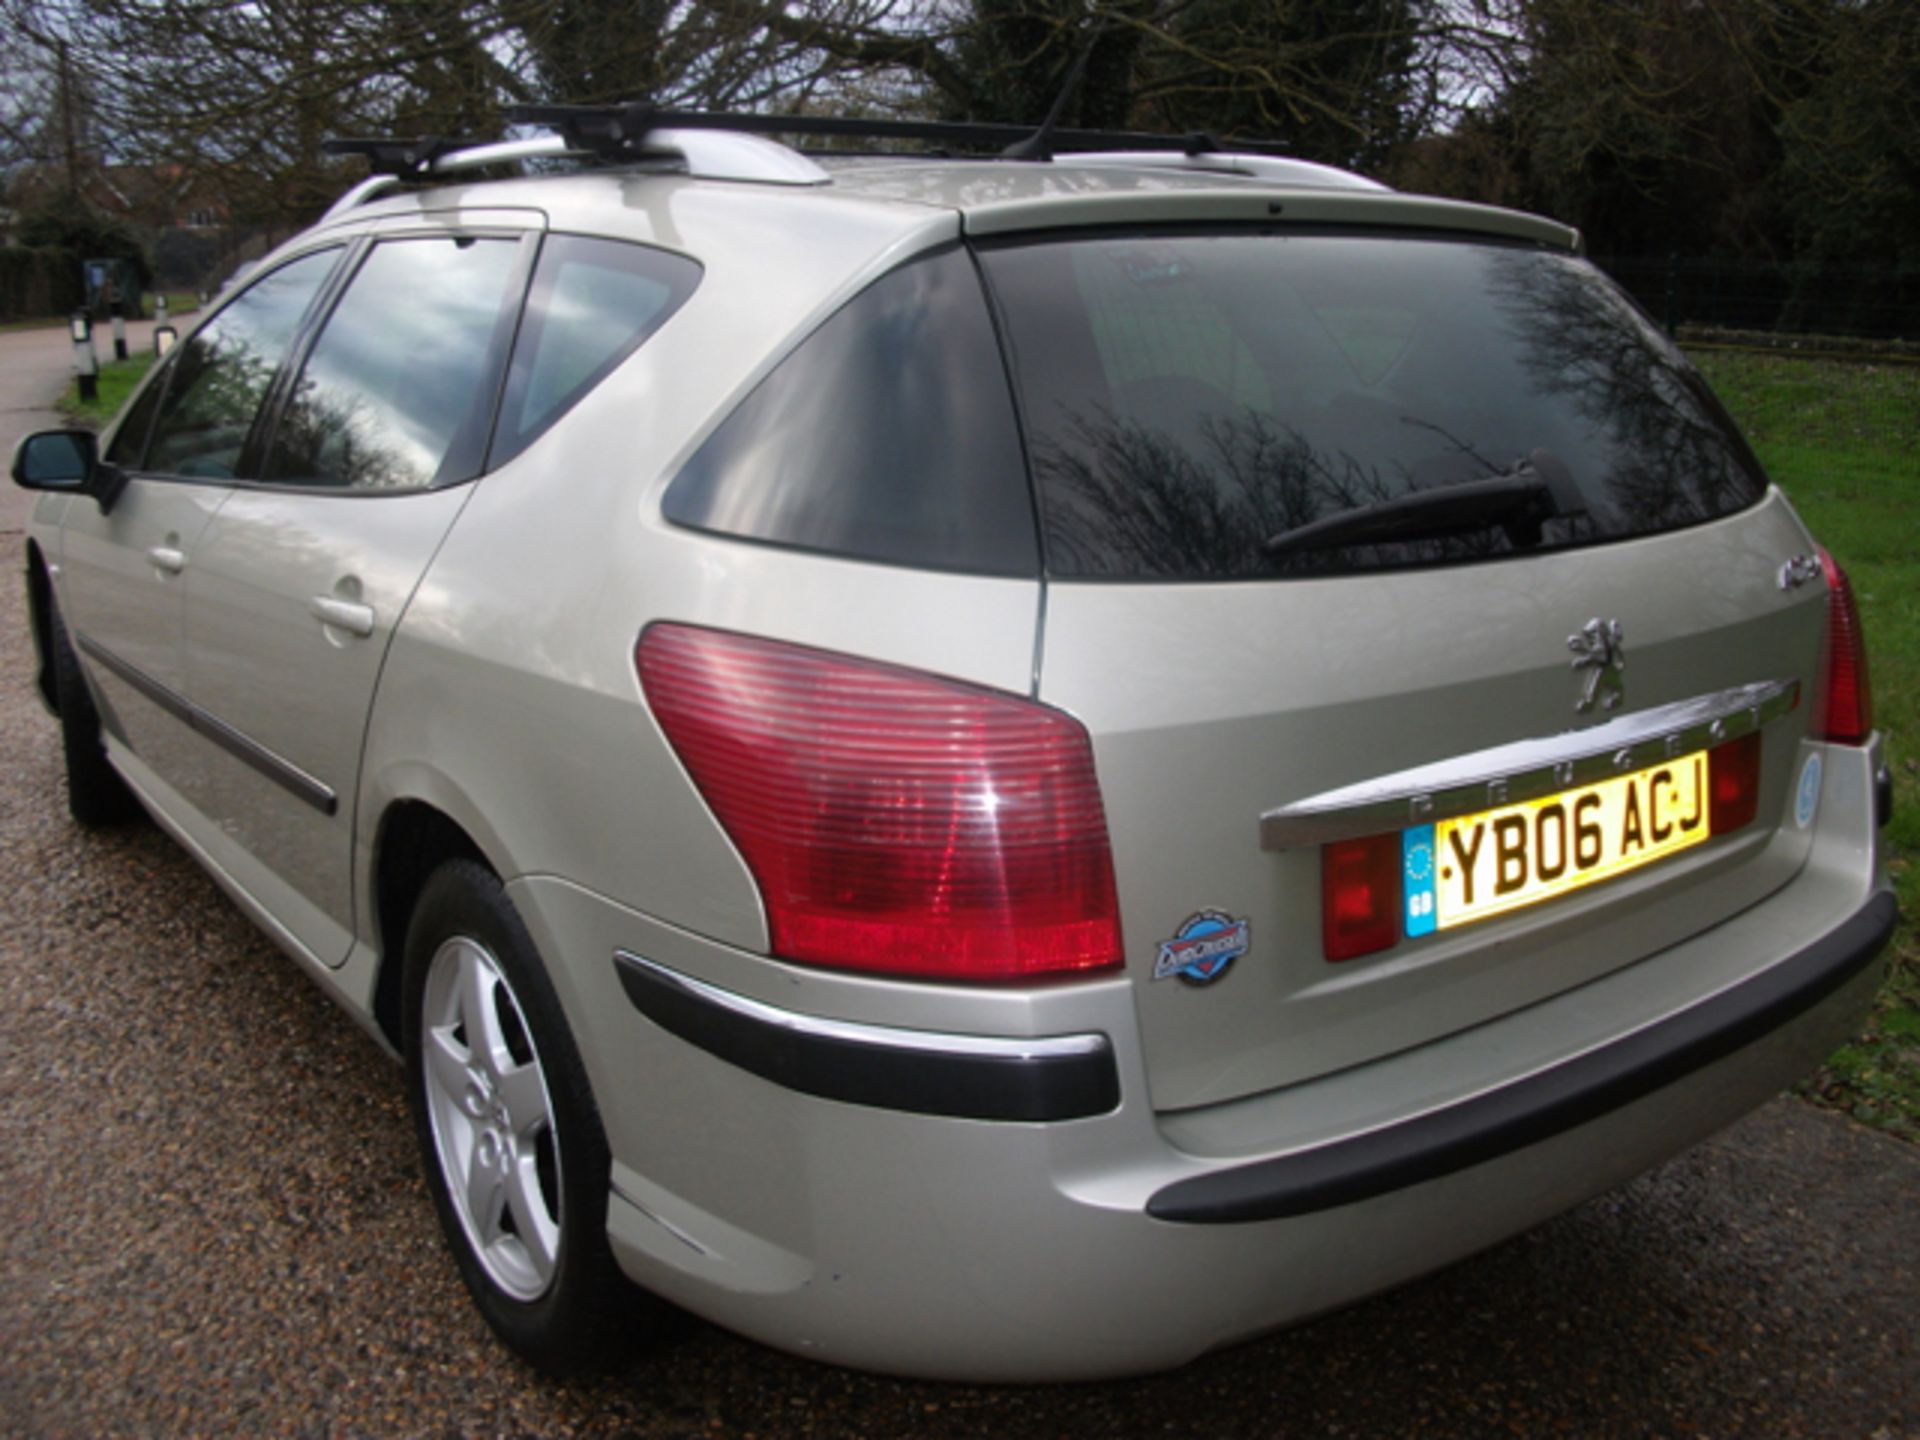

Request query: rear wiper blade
[{"left": 1261, "top": 453, "right": 1576, "bottom": 559}]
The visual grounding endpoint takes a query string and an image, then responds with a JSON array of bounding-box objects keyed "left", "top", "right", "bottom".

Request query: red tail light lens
[
  {"left": 1322, "top": 832, "right": 1401, "bottom": 962},
  {"left": 1816, "top": 548, "right": 1872, "bottom": 745},
  {"left": 1708, "top": 732, "right": 1761, "bottom": 836},
  {"left": 636, "top": 624, "right": 1123, "bottom": 983}
]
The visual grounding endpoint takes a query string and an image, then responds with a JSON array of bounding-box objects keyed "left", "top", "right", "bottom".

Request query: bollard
[
  {"left": 156, "top": 294, "right": 170, "bottom": 327},
  {"left": 70, "top": 311, "right": 99, "bottom": 403},
  {"left": 154, "top": 325, "right": 178, "bottom": 358},
  {"left": 111, "top": 308, "right": 128, "bottom": 361}
]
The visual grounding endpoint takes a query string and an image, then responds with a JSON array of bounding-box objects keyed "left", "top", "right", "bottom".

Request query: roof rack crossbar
[
  {"left": 322, "top": 135, "right": 491, "bottom": 177},
  {"left": 502, "top": 105, "right": 1289, "bottom": 160}
]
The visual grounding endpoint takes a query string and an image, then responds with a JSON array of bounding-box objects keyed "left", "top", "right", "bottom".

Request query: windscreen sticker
[
  {"left": 1796, "top": 753, "right": 1823, "bottom": 829},
  {"left": 1154, "top": 910, "right": 1251, "bottom": 986}
]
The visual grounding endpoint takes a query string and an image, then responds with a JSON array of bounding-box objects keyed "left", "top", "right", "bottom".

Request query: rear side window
[
  {"left": 490, "top": 234, "right": 701, "bottom": 468},
  {"left": 264, "top": 236, "right": 525, "bottom": 491},
  {"left": 139, "top": 248, "right": 341, "bottom": 479},
  {"left": 978, "top": 233, "right": 1768, "bottom": 580},
  {"left": 662, "top": 247, "right": 1038, "bottom": 577}
]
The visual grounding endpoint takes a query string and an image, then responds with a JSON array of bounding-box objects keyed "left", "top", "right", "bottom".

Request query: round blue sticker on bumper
[{"left": 1796, "top": 753, "right": 1823, "bottom": 828}]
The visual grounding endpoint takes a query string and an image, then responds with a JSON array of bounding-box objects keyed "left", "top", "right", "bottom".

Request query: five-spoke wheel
[
  {"left": 420, "top": 933, "right": 562, "bottom": 1302},
  {"left": 403, "top": 860, "right": 650, "bottom": 1373}
]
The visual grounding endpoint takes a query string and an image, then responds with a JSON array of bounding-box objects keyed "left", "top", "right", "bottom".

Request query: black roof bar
[
  {"left": 323, "top": 136, "right": 490, "bottom": 176},
  {"left": 503, "top": 104, "right": 1283, "bottom": 161}
]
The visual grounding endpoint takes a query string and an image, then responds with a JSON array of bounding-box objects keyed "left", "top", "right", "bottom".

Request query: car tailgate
[{"left": 1039, "top": 490, "right": 1828, "bottom": 1111}]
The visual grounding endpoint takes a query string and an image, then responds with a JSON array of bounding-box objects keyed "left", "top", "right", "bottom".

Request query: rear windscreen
[{"left": 978, "top": 232, "right": 1768, "bottom": 579}]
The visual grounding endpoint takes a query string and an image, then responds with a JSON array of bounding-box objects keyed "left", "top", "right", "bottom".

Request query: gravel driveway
[{"left": 1, "top": 325, "right": 1915, "bottom": 1438}]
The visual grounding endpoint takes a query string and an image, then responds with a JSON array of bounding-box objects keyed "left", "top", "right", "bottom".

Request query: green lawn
[
  {"left": 1694, "top": 347, "right": 1920, "bottom": 1141},
  {"left": 59, "top": 353, "right": 154, "bottom": 427}
]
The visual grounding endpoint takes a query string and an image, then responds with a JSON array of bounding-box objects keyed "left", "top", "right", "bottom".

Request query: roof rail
[
  {"left": 320, "top": 106, "right": 1304, "bottom": 220},
  {"left": 1068, "top": 151, "right": 1386, "bottom": 191},
  {"left": 319, "top": 127, "right": 830, "bottom": 220}
]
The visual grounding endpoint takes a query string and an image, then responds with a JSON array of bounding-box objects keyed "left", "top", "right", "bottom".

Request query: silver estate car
[{"left": 11, "top": 108, "right": 1896, "bottom": 1382}]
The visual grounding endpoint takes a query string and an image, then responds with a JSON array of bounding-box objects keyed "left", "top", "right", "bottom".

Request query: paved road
[{"left": 1, "top": 325, "right": 1916, "bottom": 1438}]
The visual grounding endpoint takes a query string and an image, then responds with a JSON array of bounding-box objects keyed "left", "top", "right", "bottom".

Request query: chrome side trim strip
[
  {"left": 1261, "top": 678, "right": 1800, "bottom": 850},
  {"left": 616, "top": 952, "right": 1108, "bottom": 1061},
  {"left": 75, "top": 632, "right": 339, "bottom": 817},
  {"left": 613, "top": 951, "right": 1120, "bottom": 1121}
]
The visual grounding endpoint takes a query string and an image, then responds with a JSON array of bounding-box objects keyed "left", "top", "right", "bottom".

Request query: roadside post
[
  {"left": 154, "top": 325, "right": 178, "bottom": 357},
  {"left": 110, "top": 306, "right": 128, "bottom": 361},
  {"left": 70, "top": 312, "right": 98, "bottom": 403}
]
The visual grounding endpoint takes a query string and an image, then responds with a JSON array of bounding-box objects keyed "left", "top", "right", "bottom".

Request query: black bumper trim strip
[
  {"left": 613, "top": 952, "right": 1121, "bottom": 1122},
  {"left": 1147, "top": 889, "right": 1898, "bottom": 1223},
  {"left": 75, "top": 631, "right": 338, "bottom": 817}
]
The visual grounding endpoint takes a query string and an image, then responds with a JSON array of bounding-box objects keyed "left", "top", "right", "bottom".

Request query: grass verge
[
  {"left": 59, "top": 354, "right": 155, "bottom": 428},
  {"left": 1693, "top": 348, "right": 1920, "bottom": 1142}
]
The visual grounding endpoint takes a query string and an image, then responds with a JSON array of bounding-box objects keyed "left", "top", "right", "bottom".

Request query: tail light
[
  {"left": 1708, "top": 732, "right": 1761, "bottom": 835},
  {"left": 1815, "top": 548, "right": 1872, "bottom": 745},
  {"left": 1322, "top": 832, "right": 1401, "bottom": 962},
  {"left": 636, "top": 624, "right": 1123, "bottom": 983}
]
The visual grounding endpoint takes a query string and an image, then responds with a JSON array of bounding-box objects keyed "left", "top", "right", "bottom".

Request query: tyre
[
  {"left": 402, "top": 859, "right": 648, "bottom": 1374},
  {"left": 47, "top": 601, "right": 139, "bottom": 826}
]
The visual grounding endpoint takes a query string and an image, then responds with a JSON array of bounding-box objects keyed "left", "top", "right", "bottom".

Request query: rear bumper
[
  {"left": 1148, "top": 887, "right": 1896, "bottom": 1222},
  {"left": 510, "top": 740, "right": 1893, "bottom": 1382},
  {"left": 612, "top": 890, "right": 1893, "bottom": 1222}
]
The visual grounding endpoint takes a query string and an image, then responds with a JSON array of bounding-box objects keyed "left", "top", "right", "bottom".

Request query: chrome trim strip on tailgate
[
  {"left": 74, "top": 631, "right": 339, "bottom": 817},
  {"left": 1261, "top": 678, "right": 1800, "bottom": 850}
]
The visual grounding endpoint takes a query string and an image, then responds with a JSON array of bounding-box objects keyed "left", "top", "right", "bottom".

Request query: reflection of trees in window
[
  {"left": 1481, "top": 252, "right": 1763, "bottom": 535},
  {"left": 146, "top": 340, "right": 280, "bottom": 477},
  {"left": 267, "top": 373, "right": 416, "bottom": 491},
  {"left": 260, "top": 237, "right": 519, "bottom": 492},
  {"left": 142, "top": 249, "right": 338, "bottom": 479},
  {"left": 1022, "top": 245, "right": 1763, "bottom": 581},
  {"left": 1034, "top": 403, "right": 1519, "bottom": 578}
]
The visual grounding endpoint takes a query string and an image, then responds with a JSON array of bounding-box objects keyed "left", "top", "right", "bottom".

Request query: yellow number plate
[{"left": 1403, "top": 752, "right": 1710, "bottom": 934}]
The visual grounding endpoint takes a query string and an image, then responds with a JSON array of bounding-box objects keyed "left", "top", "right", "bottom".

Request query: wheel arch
[
  {"left": 369, "top": 798, "right": 490, "bottom": 1051},
  {"left": 24, "top": 539, "right": 57, "bottom": 714}
]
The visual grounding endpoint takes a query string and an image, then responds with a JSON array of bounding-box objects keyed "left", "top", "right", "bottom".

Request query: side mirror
[{"left": 9, "top": 429, "right": 128, "bottom": 514}]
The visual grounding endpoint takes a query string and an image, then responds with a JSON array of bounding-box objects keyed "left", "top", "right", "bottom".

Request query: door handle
[
  {"left": 146, "top": 545, "right": 186, "bottom": 574},
  {"left": 309, "top": 595, "right": 376, "bottom": 638}
]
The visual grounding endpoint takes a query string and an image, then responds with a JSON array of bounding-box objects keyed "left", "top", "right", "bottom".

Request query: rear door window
[
  {"left": 978, "top": 232, "right": 1768, "bottom": 579},
  {"left": 662, "top": 247, "right": 1038, "bottom": 578},
  {"left": 490, "top": 234, "right": 701, "bottom": 467},
  {"left": 262, "top": 235, "right": 526, "bottom": 491}
]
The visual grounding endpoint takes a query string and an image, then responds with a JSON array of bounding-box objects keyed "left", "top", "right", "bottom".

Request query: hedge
[{"left": 0, "top": 246, "right": 86, "bottom": 322}]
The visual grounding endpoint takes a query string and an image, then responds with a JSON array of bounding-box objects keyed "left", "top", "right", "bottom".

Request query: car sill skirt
[
  {"left": 613, "top": 950, "right": 1122, "bottom": 1122},
  {"left": 1147, "top": 888, "right": 1898, "bottom": 1224}
]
